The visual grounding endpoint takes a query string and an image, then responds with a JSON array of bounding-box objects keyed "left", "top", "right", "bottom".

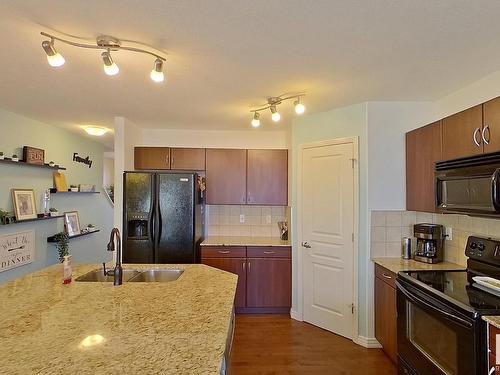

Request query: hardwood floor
[{"left": 229, "top": 315, "right": 397, "bottom": 375}]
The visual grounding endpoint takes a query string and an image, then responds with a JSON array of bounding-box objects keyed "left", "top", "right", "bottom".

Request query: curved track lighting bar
[
  {"left": 40, "top": 32, "right": 166, "bottom": 61},
  {"left": 249, "top": 93, "right": 306, "bottom": 128}
]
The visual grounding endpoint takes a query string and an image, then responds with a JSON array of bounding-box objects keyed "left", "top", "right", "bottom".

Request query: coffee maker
[{"left": 413, "top": 223, "right": 444, "bottom": 264}]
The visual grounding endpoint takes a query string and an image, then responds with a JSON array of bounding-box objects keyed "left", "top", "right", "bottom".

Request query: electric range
[{"left": 396, "top": 235, "right": 500, "bottom": 375}]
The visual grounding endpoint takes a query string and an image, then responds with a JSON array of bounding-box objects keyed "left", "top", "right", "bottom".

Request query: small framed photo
[
  {"left": 64, "top": 211, "right": 81, "bottom": 237},
  {"left": 11, "top": 189, "right": 37, "bottom": 221}
]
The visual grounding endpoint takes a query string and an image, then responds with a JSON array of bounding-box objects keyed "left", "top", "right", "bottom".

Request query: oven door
[{"left": 396, "top": 279, "right": 482, "bottom": 375}]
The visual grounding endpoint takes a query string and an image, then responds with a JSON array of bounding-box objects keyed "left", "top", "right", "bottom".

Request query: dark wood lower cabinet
[
  {"left": 374, "top": 264, "right": 397, "bottom": 364},
  {"left": 201, "top": 246, "right": 291, "bottom": 313},
  {"left": 202, "top": 257, "right": 247, "bottom": 308},
  {"left": 246, "top": 258, "right": 291, "bottom": 308}
]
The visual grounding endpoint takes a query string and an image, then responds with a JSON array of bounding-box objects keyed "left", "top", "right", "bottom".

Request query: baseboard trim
[
  {"left": 353, "top": 336, "right": 382, "bottom": 348},
  {"left": 290, "top": 309, "right": 302, "bottom": 321}
]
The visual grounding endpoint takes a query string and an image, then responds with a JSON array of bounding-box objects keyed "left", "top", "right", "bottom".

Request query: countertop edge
[{"left": 372, "top": 257, "right": 465, "bottom": 274}]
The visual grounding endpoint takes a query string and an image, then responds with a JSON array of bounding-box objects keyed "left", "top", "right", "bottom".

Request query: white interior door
[{"left": 300, "top": 140, "right": 355, "bottom": 339}]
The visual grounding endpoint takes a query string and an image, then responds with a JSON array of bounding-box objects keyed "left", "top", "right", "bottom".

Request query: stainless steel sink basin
[
  {"left": 75, "top": 269, "right": 141, "bottom": 282},
  {"left": 128, "top": 269, "right": 184, "bottom": 282}
]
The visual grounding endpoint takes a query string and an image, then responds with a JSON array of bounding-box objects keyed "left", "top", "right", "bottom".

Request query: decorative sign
[
  {"left": 0, "top": 230, "right": 34, "bottom": 273},
  {"left": 23, "top": 146, "right": 45, "bottom": 165},
  {"left": 73, "top": 153, "right": 93, "bottom": 168}
]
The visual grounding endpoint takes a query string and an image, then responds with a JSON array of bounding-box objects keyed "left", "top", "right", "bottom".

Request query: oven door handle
[{"left": 396, "top": 280, "right": 473, "bottom": 329}]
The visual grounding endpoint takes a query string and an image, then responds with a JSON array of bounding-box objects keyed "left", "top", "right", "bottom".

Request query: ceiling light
[
  {"left": 251, "top": 112, "right": 260, "bottom": 128},
  {"left": 41, "top": 40, "right": 65, "bottom": 67},
  {"left": 101, "top": 51, "right": 119, "bottom": 76},
  {"left": 270, "top": 105, "right": 281, "bottom": 122},
  {"left": 84, "top": 126, "right": 109, "bottom": 136},
  {"left": 150, "top": 58, "right": 165, "bottom": 83},
  {"left": 294, "top": 99, "right": 305, "bottom": 114},
  {"left": 40, "top": 32, "right": 167, "bottom": 82}
]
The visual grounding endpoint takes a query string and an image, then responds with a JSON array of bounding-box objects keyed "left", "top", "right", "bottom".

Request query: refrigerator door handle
[{"left": 154, "top": 174, "right": 161, "bottom": 263}]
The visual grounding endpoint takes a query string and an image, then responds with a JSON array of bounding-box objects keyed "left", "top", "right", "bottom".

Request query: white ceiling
[{"left": 2, "top": 0, "right": 500, "bottom": 143}]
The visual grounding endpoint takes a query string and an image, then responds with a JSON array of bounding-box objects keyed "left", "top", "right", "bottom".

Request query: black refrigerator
[{"left": 123, "top": 172, "right": 204, "bottom": 263}]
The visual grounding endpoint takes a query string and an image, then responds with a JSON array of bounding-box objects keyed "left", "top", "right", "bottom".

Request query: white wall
[
  {"left": 367, "top": 102, "right": 435, "bottom": 210},
  {"left": 141, "top": 128, "right": 289, "bottom": 149},
  {"left": 435, "top": 68, "right": 500, "bottom": 119}
]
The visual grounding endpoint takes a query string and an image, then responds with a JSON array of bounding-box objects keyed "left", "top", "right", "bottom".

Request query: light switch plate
[
  {"left": 239, "top": 214, "right": 245, "bottom": 223},
  {"left": 445, "top": 227, "right": 452, "bottom": 241}
]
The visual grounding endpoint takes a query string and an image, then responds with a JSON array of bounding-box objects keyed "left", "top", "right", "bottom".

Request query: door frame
[{"left": 295, "top": 136, "right": 359, "bottom": 342}]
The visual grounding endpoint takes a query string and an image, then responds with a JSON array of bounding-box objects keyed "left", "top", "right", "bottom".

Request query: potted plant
[
  {"left": 49, "top": 207, "right": 59, "bottom": 217},
  {"left": 48, "top": 161, "right": 55, "bottom": 167},
  {"left": 87, "top": 223, "right": 97, "bottom": 232},
  {"left": 53, "top": 232, "right": 69, "bottom": 262},
  {"left": 0, "top": 152, "right": 4, "bottom": 160},
  {"left": 0, "top": 210, "right": 12, "bottom": 225},
  {"left": 69, "top": 185, "right": 79, "bottom": 192},
  {"left": 11, "top": 154, "right": 19, "bottom": 162}
]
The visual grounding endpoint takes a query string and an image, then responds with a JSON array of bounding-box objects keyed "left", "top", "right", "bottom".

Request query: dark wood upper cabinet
[
  {"left": 441, "top": 105, "right": 483, "bottom": 160},
  {"left": 170, "top": 148, "right": 206, "bottom": 170},
  {"left": 201, "top": 257, "right": 246, "bottom": 308},
  {"left": 483, "top": 97, "right": 500, "bottom": 154},
  {"left": 134, "top": 147, "right": 171, "bottom": 170},
  {"left": 206, "top": 149, "right": 247, "bottom": 205},
  {"left": 246, "top": 257, "right": 291, "bottom": 308},
  {"left": 247, "top": 149, "right": 288, "bottom": 205},
  {"left": 406, "top": 121, "right": 442, "bottom": 213}
]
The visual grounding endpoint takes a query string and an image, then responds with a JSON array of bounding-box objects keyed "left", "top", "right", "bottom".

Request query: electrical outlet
[
  {"left": 266, "top": 215, "right": 272, "bottom": 224},
  {"left": 445, "top": 227, "right": 452, "bottom": 241},
  {"left": 239, "top": 214, "right": 245, "bottom": 224}
]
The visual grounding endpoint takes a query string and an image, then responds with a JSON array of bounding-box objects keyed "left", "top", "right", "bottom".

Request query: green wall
[
  {"left": 291, "top": 102, "right": 369, "bottom": 336},
  {"left": 0, "top": 110, "right": 113, "bottom": 283}
]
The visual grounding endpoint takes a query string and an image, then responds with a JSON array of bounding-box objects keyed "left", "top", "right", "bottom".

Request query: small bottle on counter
[{"left": 63, "top": 255, "right": 72, "bottom": 284}]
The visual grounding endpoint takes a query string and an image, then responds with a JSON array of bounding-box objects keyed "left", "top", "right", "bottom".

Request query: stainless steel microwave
[{"left": 435, "top": 152, "right": 500, "bottom": 217}]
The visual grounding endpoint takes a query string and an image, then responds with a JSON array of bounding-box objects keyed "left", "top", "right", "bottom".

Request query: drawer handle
[
  {"left": 382, "top": 273, "right": 392, "bottom": 280},
  {"left": 263, "top": 251, "right": 276, "bottom": 254},
  {"left": 218, "top": 250, "right": 230, "bottom": 254}
]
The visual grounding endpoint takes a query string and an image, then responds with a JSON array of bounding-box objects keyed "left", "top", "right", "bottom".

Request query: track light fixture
[
  {"left": 40, "top": 32, "right": 166, "bottom": 82},
  {"left": 251, "top": 112, "right": 261, "bottom": 128},
  {"left": 41, "top": 39, "right": 65, "bottom": 67},
  {"left": 101, "top": 50, "right": 119, "bottom": 76},
  {"left": 249, "top": 93, "right": 306, "bottom": 128}
]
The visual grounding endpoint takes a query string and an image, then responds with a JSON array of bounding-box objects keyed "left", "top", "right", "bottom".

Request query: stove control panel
[{"left": 465, "top": 236, "right": 500, "bottom": 263}]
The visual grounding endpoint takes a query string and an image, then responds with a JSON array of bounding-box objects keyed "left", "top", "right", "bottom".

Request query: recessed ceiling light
[{"left": 83, "top": 126, "right": 109, "bottom": 136}]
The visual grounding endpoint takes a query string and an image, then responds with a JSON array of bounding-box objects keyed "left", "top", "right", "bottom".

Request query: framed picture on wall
[
  {"left": 64, "top": 211, "right": 81, "bottom": 237},
  {"left": 11, "top": 189, "right": 37, "bottom": 221}
]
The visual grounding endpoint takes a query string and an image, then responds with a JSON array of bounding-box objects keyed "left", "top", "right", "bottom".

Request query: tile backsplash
[
  {"left": 206, "top": 205, "right": 290, "bottom": 238},
  {"left": 371, "top": 210, "right": 500, "bottom": 266}
]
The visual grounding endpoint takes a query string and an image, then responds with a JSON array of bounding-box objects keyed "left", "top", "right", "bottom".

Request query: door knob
[{"left": 302, "top": 242, "right": 311, "bottom": 248}]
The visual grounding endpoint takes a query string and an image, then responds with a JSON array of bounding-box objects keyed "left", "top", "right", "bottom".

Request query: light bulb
[
  {"left": 102, "top": 51, "right": 119, "bottom": 76},
  {"left": 251, "top": 112, "right": 260, "bottom": 128},
  {"left": 270, "top": 105, "right": 281, "bottom": 122},
  {"left": 150, "top": 58, "right": 165, "bottom": 83},
  {"left": 294, "top": 100, "right": 305, "bottom": 114},
  {"left": 42, "top": 40, "right": 65, "bottom": 67},
  {"left": 47, "top": 53, "right": 65, "bottom": 67}
]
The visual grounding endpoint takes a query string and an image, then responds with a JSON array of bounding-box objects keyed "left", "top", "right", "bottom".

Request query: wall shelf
[
  {"left": 49, "top": 189, "right": 100, "bottom": 194},
  {"left": 1, "top": 214, "right": 63, "bottom": 226},
  {"left": 47, "top": 229, "right": 100, "bottom": 243},
  {"left": 0, "top": 158, "right": 66, "bottom": 170}
]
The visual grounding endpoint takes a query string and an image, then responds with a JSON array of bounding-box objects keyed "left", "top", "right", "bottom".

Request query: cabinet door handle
[
  {"left": 473, "top": 127, "right": 482, "bottom": 147},
  {"left": 483, "top": 125, "right": 491, "bottom": 145},
  {"left": 242, "top": 261, "right": 246, "bottom": 271},
  {"left": 263, "top": 251, "right": 276, "bottom": 254},
  {"left": 382, "top": 273, "right": 392, "bottom": 279},
  {"left": 218, "top": 250, "right": 230, "bottom": 254},
  {"left": 248, "top": 261, "right": 251, "bottom": 272}
]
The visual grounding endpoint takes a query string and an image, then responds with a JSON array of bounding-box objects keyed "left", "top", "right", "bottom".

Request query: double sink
[{"left": 75, "top": 269, "right": 184, "bottom": 283}]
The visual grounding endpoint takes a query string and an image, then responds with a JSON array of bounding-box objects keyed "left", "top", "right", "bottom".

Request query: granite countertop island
[
  {"left": 372, "top": 257, "right": 465, "bottom": 274},
  {"left": 0, "top": 263, "right": 237, "bottom": 375},
  {"left": 201, "top": 236, "right": 290, "bottom": 247}
]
